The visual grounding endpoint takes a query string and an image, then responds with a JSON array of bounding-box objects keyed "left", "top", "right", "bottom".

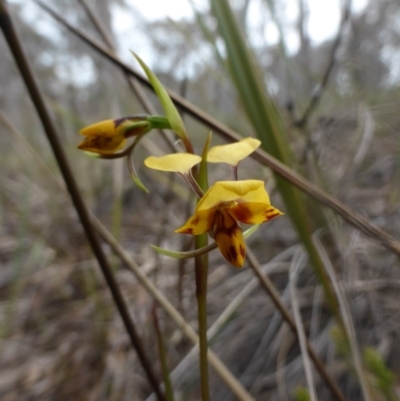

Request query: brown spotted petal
[
  {"left": 77, "top": 134, "right": 126, "bottom": 155},
  {"left": 229, "top": 202, "right": 283, "bottom": 225},
  {"left": 214, "top": 209, "right": 246, "bottom": 268},
  {"left": 78, "top": 117, "right": 151, "bottom": 155},
  {"left": 175, "top": 208, "right": 216, "bottom": 235}
]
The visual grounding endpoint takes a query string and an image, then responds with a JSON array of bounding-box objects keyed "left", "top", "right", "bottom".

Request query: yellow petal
[
  {"left": 77, "top": 135, "right": 126, "bottom": 155},
  {"left": 80, "top": 120, "right": 119, "bottom": 138},
  {"left": 196, "top": 180, "right": 269, "bottom": 212},
  {"left": 207, "top": 137, "right": 261, "bottom": 165},
  {"left": 175, "top": 209, "right": 216, "bottom": 235},
  {"left": 214, "top": 210, "right": 245, "bottom": 268},
  {"left": 229, "top": 203, "right": 283, "bottom": 224},
  {"left": 144, "top": 154, "right": 202, "bottom": 174}
]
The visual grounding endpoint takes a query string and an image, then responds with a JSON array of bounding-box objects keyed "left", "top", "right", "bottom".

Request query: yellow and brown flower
[
  {"left": 175, "top": 180, "right": 283, "bottom": 267},
  {"left": 78, "top": 116, "right": 152, "bottom": 155}
]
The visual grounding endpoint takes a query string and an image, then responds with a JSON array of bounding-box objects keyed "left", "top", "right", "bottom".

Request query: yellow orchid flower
[
  {"left": 175, "top": 180, "right": 283, "bottom": 268},
  {"left": 78, "top": 116, "right": 152, "bottom": 155},
  {"left": 207, "top": 137, "right": 261, "bottom": 166}
]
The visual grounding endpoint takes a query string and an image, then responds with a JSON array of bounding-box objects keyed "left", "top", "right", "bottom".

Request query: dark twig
[
  {"left": 0, "top": 3, "right": 165, "bottom": 400},
  {"left": 76, "top": 0, "right": 115, "bottom": 48},
  {"left": 33, "top": 1, "right": 400, "bottom": 260},
  {"left": 295, "top": 0, "right": 352, "bottom": 128}
]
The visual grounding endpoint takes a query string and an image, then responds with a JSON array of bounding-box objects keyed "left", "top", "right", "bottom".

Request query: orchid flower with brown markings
[{"left": 175, "top": 180, "right": 282, "bottom": 267}]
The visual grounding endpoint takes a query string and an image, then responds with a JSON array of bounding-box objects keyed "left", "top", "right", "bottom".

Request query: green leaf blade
[{"left": 132, "top": 52, "right": 187, "bottom": 139}]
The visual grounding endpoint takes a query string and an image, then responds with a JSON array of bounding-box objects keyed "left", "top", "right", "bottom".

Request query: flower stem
[
  {"left": 230, "top": 164, "right": 238, "bottom": 180},
  {"left": 195, "top": 233, "right": 210, "bottom": 401},
  {"left": 182, "top": 172, "right": 204, "bottom": 198}
]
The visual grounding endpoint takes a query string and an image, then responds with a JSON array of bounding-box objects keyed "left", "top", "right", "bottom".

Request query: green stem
[
  {"left": 195, "top": 233, "right": 210, "bottom": 401},
  {"left": 147, "top": 115, "right": 171, "bottom": 130},
  {"left": 194, "top": 132, "right": 211, "bottom": 400}
]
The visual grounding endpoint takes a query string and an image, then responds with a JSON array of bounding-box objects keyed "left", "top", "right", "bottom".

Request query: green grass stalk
[
  {"left": 153, "top": 305, "right": 175, "bottom": 401},
  {"left": 193, "top": 132, "right": 212, "bottom": 401}
]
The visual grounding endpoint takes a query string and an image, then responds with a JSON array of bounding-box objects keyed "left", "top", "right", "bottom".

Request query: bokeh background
[{"left": 1, "top": 0, "right": 400, "bottom": 400}]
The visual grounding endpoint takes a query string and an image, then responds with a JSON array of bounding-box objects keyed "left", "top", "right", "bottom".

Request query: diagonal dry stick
[
  {"left": 0, "top": 3, "right": 165, "bottom": 400},
  {"left": 33, "top": 0, "right": 400, "bottom": 260}
]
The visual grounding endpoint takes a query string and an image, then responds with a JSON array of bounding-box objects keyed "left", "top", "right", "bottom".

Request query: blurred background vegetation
[{"left": 1, "top": 0, "right": 400, "bottom": 400}]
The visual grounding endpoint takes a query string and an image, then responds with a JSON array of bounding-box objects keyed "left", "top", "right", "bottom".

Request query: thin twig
[
  {"left": 289, "top": 250, "right": 317, "bottom": 401},
  {"left": 276, "top": 328, "right": 295, "bottom": 401},
  {"left": 33, "top": 0, "right": 400, "bottom": 260},
  {"left": 75, "top": 0, "right": 115, "bottom": 48},
  {"left": 295, "top": 0, "right": 353, "bottom": 128},
  {"left": 0, "top": 4, "right": 165, "bottom": 400}
]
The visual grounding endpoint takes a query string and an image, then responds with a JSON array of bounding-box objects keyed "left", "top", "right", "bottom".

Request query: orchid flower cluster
[{"left": 78, "top": 55, "right": 283, "bottom": 268}]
